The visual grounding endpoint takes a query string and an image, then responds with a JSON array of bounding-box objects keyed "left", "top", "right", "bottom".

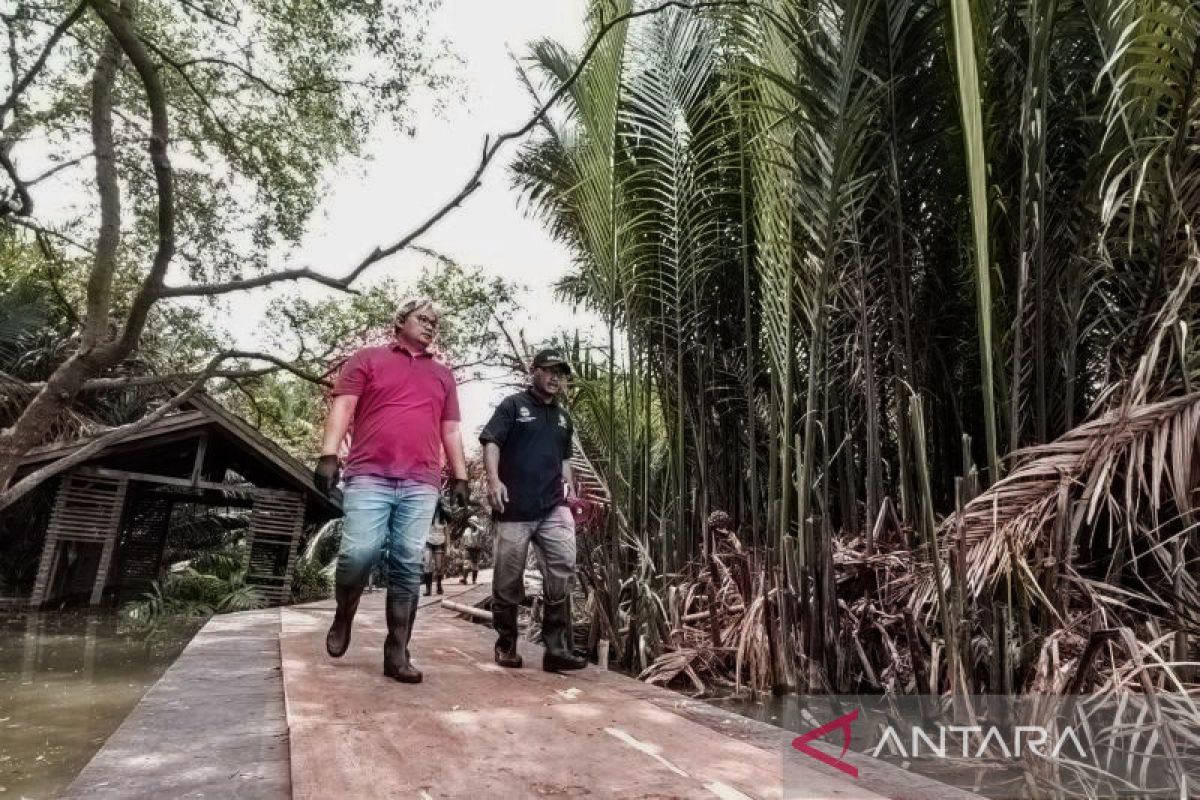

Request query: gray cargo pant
[{"left": 492, "top": 505, "right": 576, "bottom": 612}]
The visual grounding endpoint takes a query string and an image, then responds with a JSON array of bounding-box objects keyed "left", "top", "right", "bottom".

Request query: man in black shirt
[{"left": 479, "top": 349, "right": 587, "bottom": 672}]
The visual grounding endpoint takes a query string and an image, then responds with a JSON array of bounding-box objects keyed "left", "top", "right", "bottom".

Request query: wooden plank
[
  {"left": 90, "top": 538, "right": 117, "bottom": 605},
  {"left": 89, "top": 477, "right": 126, "bottom": 606},
  {"left": 77, "top": 466, "right": 252, "bottom": 494},
  {"left": 191, "top": 433, "right": 209, "bottom": 485},
  {"left": 244, "top": 488, "right": 304, "bottom": 606}
]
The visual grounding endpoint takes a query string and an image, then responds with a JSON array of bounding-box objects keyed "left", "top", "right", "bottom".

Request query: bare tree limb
[
  {"left": 143, "top": 41, "right": 241, "bottom": 148},
  {"left": 155, "top": 0, "right": 743, "bottom": 300},
  {"left": 155, "top": 266, "right": 354, "bottom": 298},
  {"left": 27, "top": 150, "right": 97, "bottom": 186},
  {"left": 215, "top": 350, "right": 332, "bottom": 386},
  {"left": 17, "top": 367, "right": 271, "bottom": 392}
]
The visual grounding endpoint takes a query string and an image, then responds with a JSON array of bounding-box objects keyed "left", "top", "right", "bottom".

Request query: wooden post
[
  {"left": 90, "top": 536, "right": 117, "bottom": 606},
  {"left": 28, "top": 532, "right": 61, "bottom": 608},
  {"left": 190, "top": 434, "right": 209, "bottom": 485}
]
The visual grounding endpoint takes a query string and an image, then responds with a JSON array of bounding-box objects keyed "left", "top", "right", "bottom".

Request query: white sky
[{"left": 239, "top": 0, "right": 599, "bottom": 444}]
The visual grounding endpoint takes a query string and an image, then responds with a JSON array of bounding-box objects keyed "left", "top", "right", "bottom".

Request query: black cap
[{"left": 531, "top": 348, "right": 572, "bottom": 375}]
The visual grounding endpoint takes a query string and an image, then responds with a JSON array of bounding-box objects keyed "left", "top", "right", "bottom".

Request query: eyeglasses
[{"left": 413, "top": 313, "right": 440, "bottom": 329}]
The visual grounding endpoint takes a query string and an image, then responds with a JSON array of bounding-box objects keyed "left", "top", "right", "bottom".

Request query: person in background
[
  {"left": 479, "top": 349, "right": 587, "bottom": 672},
  {"left": 423, "top": 501, "right": 449, "bottom": 596},
  {"left": 459, "top": 515, "right": 483, "bottom": 584},
  {"left": 313, "top": 298, "right": 470, "bottom": 684}
]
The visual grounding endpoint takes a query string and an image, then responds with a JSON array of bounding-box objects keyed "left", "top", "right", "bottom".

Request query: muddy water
[{"left": 0, "top": 611, "right": 202, "bottom": 799}]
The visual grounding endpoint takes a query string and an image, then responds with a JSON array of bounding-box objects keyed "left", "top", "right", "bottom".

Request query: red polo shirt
[{"left": 332, "top": 343, "right": 460, "bottom": 487}]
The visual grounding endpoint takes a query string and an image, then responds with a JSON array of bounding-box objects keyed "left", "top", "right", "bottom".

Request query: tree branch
[
  {"left": 81, "top": 7, "right": 124, "bottom": 349},
  {"left": 174, "top": 0, "right": 240, "bottom": 29},
  {"left": 0, "top": 143, "right": 31, "bottom": 216},
  {"left": 155, "top": 0, "right": 743, "bottom": 300},
  {"left": 27, "top": 150, "right": 97, "bottom": 186},
  {"left": 0, "top": 346, "right": 329, "bottom": 510},
  {"left": 143, "top": 41, "right": 241, "bottom": 148},
  {"left": 155, "top": 266, "right": 354, "bottom": 298},
  {"left": 0, "top": 364, "right": 210, "bottom": 511},
  {"left": 16, "top": 350, "right": 332, "bottom": 392},
  {"left": 0, "top": 2, "right": 88, "bottom": 126},
  {"left": 8, "top": 216, "right": 96, "bottom": 254},
  {"left": 34, "top": 231, "right": 82, "bottom": 326},
  {"left": 88, "top": 0, "right": 177, "bottom": 358}
]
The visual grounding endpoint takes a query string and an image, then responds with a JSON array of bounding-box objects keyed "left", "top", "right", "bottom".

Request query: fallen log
[{"left": 440, "top": 598, "right": 493, "bottom": 622}]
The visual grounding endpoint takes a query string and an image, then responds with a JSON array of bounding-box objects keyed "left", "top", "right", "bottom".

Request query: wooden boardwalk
[
  {"left": 67, "top": 580, "right": 980, "bottom": 799},
  {"left": 63, "top": 606, "right": 290, "bottom": 798}
]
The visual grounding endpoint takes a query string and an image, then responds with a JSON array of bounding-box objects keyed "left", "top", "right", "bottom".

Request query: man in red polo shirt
[{"left": 313, "top": 297, "right": 470, "bottom": 684}]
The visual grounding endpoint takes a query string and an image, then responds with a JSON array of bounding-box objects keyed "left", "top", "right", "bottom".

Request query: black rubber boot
[
  {"left": 435, "top": 575, "right": 443, "bottom": 595},
  {"left": 423, "top": 573, "right": 432, "bottom": 596},
  {"left": 542, "top": 597, "right": 586, "bottom": 672},
  {"left": 383, "top": 593, "right": 422, "bottom": 683},
  {"left": 493, "top": 604, "right": 523, "bottom": 668},
  {"left": 471, "top": 570, "right": 478, "bottom": 584},
  {"left": 459, "top": 573, "right": 468, "bottom": 585},
  {"left": 325, "top": 584, "right": 364, "bottom": 658}
]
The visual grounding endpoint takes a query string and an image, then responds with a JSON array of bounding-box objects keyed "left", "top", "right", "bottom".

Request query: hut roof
[{"left": 18, "top": 393, "right": 340, "bottom": 520}]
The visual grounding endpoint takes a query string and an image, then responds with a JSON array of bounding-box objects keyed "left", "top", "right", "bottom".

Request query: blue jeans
[{"left": 336, "top": 476, "right": 439, "bottom": 601}]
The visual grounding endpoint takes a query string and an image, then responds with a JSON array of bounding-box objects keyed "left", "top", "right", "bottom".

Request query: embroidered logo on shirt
[
  {"left": 517, "top": 406, "right": 534, "bottom": 423},
  {"left": 558, "top": 413, "right": 568, "bottom": 428}
]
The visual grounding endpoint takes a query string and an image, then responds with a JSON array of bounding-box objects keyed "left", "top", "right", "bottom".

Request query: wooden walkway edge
[{"left": 63, "top": 607, "right": 290, "bottom": 799}]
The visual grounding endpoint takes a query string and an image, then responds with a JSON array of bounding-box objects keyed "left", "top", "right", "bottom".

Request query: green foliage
[
  {"left": 122, "top": 553, "right": 267, "bottom": 627},
  {"left": 289, "top": 557, "right": 332, "bottom": 605},
  {"left": 515, "top": 0, "right": 1200, "bottom": 694}
]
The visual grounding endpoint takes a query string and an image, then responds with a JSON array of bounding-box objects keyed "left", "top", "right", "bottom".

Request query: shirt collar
[
  {"left": 391, "top": 341, "right": 434, "bottom": 359},
  {"left": 523, "top": 387, "right": 558, "bottom": 407}
]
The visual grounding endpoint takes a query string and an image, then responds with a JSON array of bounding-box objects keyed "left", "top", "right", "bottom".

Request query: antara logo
[
  {"left": 791, "top": 709, "right": 859, "bottom": 779},
  {"left": 791, "top": 707, "right": 1091, "bottom": 781}
]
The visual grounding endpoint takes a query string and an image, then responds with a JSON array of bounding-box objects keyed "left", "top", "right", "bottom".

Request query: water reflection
[{"left": 0, "top": 610, "right": 202, "bottom": 799}]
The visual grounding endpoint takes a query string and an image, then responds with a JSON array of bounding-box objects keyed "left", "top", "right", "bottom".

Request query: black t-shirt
[{"left": 479, "top": 389, "right": 573, "bottom": 522}]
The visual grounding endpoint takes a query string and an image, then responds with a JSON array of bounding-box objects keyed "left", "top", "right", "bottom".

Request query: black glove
[
  {"left": 450, "top": 478, "right": 470, "bottom": 509},
  {"left": 313, "top": 455, "right": 340, "bottom": 495}
]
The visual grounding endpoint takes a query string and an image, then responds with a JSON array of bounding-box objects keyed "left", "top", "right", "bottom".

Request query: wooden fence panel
[
  {"left": 244, "top": 488, "right": 303, "bottom": 605},
  {"left": 30, "top": 474, "right": 128, "bottom": 607}
]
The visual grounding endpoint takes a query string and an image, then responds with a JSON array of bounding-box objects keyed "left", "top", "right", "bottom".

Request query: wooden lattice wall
[
  {"left": 113, "top": 490, "right": 174, "bottom": 594},
  {"left": 244, "top": 488, "right": 303, "bottom": 604},
  {"left": 30, "top": 474, "right": 129, "bottom": 607}
]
